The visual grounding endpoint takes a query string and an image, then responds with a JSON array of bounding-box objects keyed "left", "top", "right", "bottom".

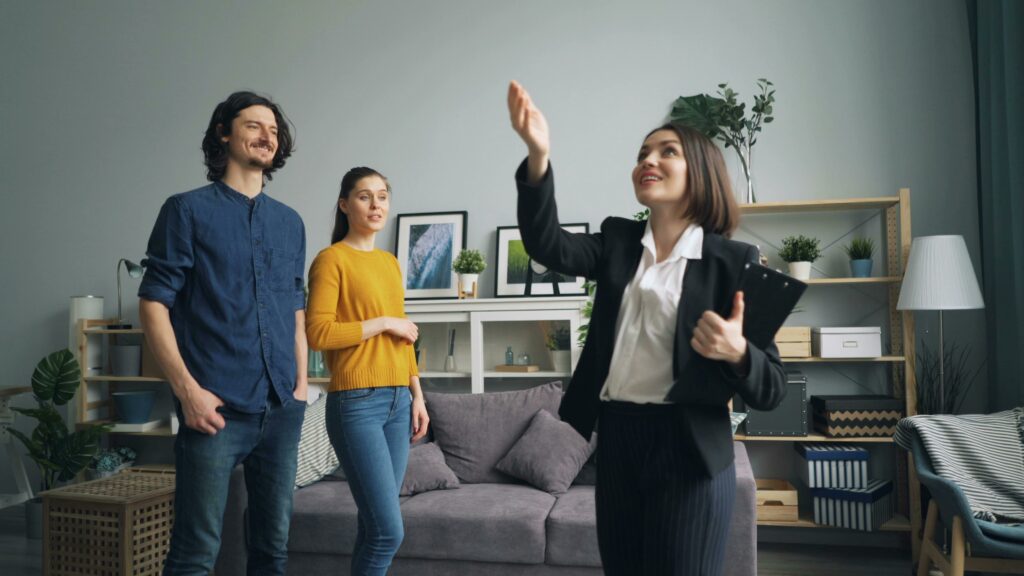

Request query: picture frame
[
  {"left": 395, "top": 211, "right": 467, "bottom": 300},
  {"left": 494, "top": 223, "right": 590, "bottom": 297}
]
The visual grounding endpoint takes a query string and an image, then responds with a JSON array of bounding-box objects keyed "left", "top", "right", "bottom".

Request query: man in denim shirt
[{"left": 138, "top": 91, "right": 307, "bottom": 575}]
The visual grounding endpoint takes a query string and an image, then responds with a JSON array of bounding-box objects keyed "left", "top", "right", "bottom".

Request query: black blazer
[{"left": 516, "top": 161, "right": 787, "bottom": 476}]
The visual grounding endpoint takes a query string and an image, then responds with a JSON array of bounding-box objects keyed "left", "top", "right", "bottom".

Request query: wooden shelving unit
[{"left": 738, "top": 191, "right": 920, "bottom": 556}]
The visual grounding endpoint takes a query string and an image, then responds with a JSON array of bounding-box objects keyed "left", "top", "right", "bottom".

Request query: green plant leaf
[
  {"left": 669, "top": 94, "right": 725, "bottom": 138},
  {"left": 31, "top": 349, "right": 80, "bottom": 405}
]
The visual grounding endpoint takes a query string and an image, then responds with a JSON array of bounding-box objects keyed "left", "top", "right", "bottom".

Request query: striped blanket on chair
[{"left": 894, "top": 408, "right": 1024, "bottom": 523}]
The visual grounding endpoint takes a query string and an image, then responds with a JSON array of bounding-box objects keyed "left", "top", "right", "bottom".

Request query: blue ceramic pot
[
  {"left": 112, "top": 391, "right": 155, "bottom": 424},
  {"left": 850, "top": 259, "right": 873, "bottom": 278}
]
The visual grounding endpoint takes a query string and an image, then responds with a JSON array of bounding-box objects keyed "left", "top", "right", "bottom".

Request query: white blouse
[{"left": 600, "top": 222, "right": 703, "bottom": 404}]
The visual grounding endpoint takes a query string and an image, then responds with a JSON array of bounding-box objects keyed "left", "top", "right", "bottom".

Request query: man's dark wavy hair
[{"left": 201, "top": 91, "right": 295, "bottom": 182}]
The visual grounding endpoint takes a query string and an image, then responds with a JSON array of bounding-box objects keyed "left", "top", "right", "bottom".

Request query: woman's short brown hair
[{"left": 644, "top": 123, "right": 740, "bottom": 237}]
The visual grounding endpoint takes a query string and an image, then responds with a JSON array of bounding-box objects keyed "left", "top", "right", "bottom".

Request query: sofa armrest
[
  {"left": 214, "top": 465, "right": 249, "bottom": 576},
  {"left": 725, "top": 441, "right": 757, "bottom": 576}
]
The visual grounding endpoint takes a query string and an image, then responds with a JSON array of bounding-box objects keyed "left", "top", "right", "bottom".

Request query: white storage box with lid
[{"left": 812, "top": 327, "right": 882, "bottom": 358}]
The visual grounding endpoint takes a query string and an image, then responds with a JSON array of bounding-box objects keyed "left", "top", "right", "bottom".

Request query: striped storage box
[
  {"left": 794, "top": 443, "right": 868, "bottom": 488},
  {"left": 811, "top": 479, "right": 893, "bottom": 531}
]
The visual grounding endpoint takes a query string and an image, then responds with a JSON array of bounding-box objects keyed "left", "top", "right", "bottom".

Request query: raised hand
[
  {"left": 507, "top": 81, "right": 550, "bottom": 183},
  {"left": 691, "top": 291, "right": 749, "bottom": 367}
]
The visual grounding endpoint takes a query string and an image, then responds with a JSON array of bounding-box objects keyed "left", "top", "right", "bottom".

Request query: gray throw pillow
[
  {"left": 293, "top": 396, "right": 340, "bottom": 489},
  {"left": 495, "top": 409, "right": 595, "bottom": 494},
  {"left": 426, "top": 381, "right": 563, "bottom": 483},
  {"left": 400, "top": 442, "right": 460, "bottom": 496}
]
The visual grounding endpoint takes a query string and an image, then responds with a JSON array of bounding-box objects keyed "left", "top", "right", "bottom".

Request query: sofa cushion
[
  {"left": 426, "top": 381, "right": 563, "bottom": 484},
  {"left": 399, "top": 483, "right": 555, "bottom": 564},
  {"left": 293, "top": 395, "right": 339, "bottom": 488},
  {"left": 401, "top": 442, "right": 460, "bottom": 496},
  {"left": 546, "top": 486, "right": 601, "bottom": 567},
  {"left": 496, "top": 409, "right": 595, "bottom": 494},
  {"left": 288, "top": 480, "right": 409, "bottom": 554}
]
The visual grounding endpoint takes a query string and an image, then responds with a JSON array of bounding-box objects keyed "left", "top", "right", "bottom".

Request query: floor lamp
[{"left": 897, "top": 235, "right": 984, "bottom": 413}]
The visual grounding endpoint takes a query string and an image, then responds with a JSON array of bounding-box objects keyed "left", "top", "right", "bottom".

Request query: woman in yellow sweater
[{"left": 306, "top": 166, "right": 429, "bottom": 576}]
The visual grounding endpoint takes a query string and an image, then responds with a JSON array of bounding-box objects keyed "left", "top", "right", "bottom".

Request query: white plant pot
[
  {"left": 459, "top": 274, "right": 479, "bottom": 295},
  {"left": 548, "top": 349, "right": 571, "bottom": 374},
  {"left": 788, "top": 261, "right": 812, "bottom": 280}
]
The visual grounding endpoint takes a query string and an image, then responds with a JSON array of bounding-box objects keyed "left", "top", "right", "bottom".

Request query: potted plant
[
  {"left": 669, "top": 78, "right": 776, "bottom": 203},
  {"left": 843, "top": 237, "right": 875, "bottom": 278},
  {"left": 10, "top": 349, "right": 110, "bottom": 538},
  {"left": 778, "top": 235, "right": 821, "bottom": 280},
  {"left": 86, "top": 447, "right": 136, "bottom": 480},
  {"left": 545, "top": 325, "right": 572, "bottom": 373},
  {"left": 452, "top": 249, "right": 486, "bottom": 297}
]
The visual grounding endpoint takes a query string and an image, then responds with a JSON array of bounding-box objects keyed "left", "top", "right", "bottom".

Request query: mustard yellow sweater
[{"left": 306, "top": 242, "right": 418, "bottom": 391}]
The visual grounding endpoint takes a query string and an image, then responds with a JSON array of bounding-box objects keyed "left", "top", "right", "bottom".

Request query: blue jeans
[
  {"left": 325, "top": 386, "right": 412, "bottom": 576},
  {"left": 163, "top": 396, "right": 305, "bottom": 575}
]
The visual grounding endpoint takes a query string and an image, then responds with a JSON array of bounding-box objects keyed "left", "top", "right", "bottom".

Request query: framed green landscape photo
[{"left": 494, "top": 224, "right": 589, "bottom": 297}]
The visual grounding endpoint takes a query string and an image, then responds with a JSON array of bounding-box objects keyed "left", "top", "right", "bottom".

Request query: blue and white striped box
[
  {"left": 811, "top": 480, "right": 893, "bottom": 531},
  {"left": 794, "top": 443, "right": 868, "bottom": 489}
]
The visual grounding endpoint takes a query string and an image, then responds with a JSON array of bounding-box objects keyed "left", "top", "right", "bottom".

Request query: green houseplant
[
  {"left": 545, "top": 325, "right": 572, "bottom": 373},
  {"left": 778, "top": 235, "right": 821, "bottom": 280},
  {"left": 669, "top": 79, "right": 775, "bottom": 203},
  {"left": 843, "top": 237, "right": 876, "bottom": 278},
  {"left": 10, "top": 349, "right": 110, "bottom": 537},
  {"left": 452, "top": 249, "right": 486, "bottom": 297}
]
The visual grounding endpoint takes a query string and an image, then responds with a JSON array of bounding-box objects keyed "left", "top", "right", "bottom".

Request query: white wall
[{"left": 1, "top": 0, "right": 983, "bottom": 500}]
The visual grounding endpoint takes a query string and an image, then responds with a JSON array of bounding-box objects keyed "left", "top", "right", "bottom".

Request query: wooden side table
[{"left": 42, "top": 469, "right": 175, "bottom": 575}]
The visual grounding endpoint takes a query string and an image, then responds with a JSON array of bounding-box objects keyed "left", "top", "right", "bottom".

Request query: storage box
[
  {"left": 742, "top": 370, "right": 807, "bottom": 436},
  {"left": 43, "top": 470, "right": 175, "bottom": 575},
  {"left": 811, "top": 395, "right": 903, "bottom": 438},
  {"left": 812, "top": 327, "right": 882, "bottom": 358},
  {"left": 794, "top": 443, "right": 869, "bottom": 488},
  {"left": 812, "top": 480, "right": 894, "bottom": 531},
  {"left": 775, "top": 326, "right": 811, "bottom": 358},
  {"left": 756, "top": 479, "right": 799, "bottom": 522}
]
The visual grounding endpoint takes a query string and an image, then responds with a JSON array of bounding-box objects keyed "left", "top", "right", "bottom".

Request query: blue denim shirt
[{"left": 138, "top": 181, "right": 306, "bottom": 413}]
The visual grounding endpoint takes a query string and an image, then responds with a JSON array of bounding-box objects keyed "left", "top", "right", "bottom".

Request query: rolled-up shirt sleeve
[{"left": 138, "top": 197, "right": 193, "bottom": 308}]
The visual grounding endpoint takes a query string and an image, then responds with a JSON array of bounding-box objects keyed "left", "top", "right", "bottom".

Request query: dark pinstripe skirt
[{"left": 596, "top": 400, "right": 735, "bottom": 576}]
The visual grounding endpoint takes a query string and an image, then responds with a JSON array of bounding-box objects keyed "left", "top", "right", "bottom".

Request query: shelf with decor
[
  {"left": 75, "top": 319, "right": 173, "bottom": 438},
  {"left": 734, "top": 190, "right": 920, "bottom": 555},
  {"left": 403, "top": 297, "right": 587, "bottom": 394}
]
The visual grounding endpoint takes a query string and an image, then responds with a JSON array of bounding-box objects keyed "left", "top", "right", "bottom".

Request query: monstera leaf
[
  {"left": 11, "top": 349, "right": 110, "bottom": 491},
  {"left": 30, "top": 349, "right": 79, "bottom": 405}
]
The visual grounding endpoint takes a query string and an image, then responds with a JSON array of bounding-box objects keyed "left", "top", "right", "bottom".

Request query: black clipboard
[{"left": 737, "top": 263, "right": 807, "bottom": 349}]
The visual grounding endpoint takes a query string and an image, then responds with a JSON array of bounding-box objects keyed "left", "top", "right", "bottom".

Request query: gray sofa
[{"left": 216, "top": 384, "right": 757, "bottom": 575}]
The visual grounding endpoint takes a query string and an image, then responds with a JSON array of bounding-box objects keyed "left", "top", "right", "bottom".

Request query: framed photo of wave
[
  {"left": 395, "top": 211, "right": 467, "bottom": 300},
  {"left": 494, "top": 223, "right": 589, "bottom": 298}
]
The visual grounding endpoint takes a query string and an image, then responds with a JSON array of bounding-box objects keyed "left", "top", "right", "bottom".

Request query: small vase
[
  {"left": 787, "top": 261, "right": 811, "bottom": 280},
  {"left": 849, "top": 259, "right": 873, "bottom": 278}
]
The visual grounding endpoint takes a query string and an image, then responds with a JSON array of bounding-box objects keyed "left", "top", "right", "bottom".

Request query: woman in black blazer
[{"left": 508, "top": 81, "right": 786, "bottom": 576}]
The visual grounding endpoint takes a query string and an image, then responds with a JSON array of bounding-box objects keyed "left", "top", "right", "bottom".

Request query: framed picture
[
  {"left": 395, "top": 211, "right": 467, "bottom": 300},
  {"left": 494, "top": 223, "right": 589, "bottom": 297}
]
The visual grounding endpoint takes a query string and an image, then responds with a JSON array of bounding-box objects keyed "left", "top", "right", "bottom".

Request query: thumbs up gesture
[{"left": 691, "top": 291, "right": 749, "bottom": 367}]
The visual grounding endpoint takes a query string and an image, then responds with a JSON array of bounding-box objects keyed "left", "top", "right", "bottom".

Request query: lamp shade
[{"left": 897, "top": 235, "right": 984, "bottom": 311}]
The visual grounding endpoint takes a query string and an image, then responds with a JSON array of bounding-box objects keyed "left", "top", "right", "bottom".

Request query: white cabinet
[{"left": 405, "top": 297, "right": 587, "bottom": 394}]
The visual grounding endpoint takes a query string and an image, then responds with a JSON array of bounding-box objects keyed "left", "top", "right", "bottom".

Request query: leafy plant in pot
[
  {"left": 778, "top": 235, "right": 821, "bottom": 280},
  {"left": 87, "top": 446, "right": 136, "bottom": 480},
  {"left": 452, "top": 249, "right": 486, "bottom": 298},
  {"left": 545, "top": 325, "right": 572, "bottom": 373},
  {"left": 10, "top": 349, "right": 111, "bottom": 538},
  {"left": 669, "top": 78, "right": 776, "bottom": 203},
  {"left": 843, "top": 237, "right": 875, "bottom": 278}
]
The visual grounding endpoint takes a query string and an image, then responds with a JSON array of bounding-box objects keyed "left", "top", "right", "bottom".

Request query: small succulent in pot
[
  {"left": 778, "top": 235, "right": 821, "bottom": 281},
  {"left": 452, "top": 249, "right": 487, "bottom": 275}
]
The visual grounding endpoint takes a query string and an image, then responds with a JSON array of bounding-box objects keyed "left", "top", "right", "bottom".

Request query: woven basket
[{"left": 42, "top": 469, "right": 174, "bottom": 575}]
